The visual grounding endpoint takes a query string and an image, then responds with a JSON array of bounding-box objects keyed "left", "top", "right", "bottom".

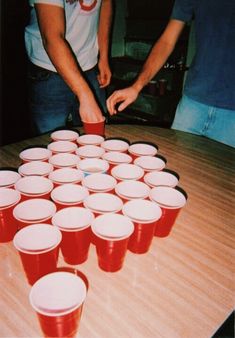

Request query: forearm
[{"left": 98, "top": 0, "right": 112, "bottom": 62}]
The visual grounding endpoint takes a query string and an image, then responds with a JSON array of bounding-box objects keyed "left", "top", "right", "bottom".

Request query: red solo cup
[
  {"left": 134, "top": 155, "right": 166, "bottom": 173},
  {"left": 0, "top": 188, "right": 21, "bottom": 242},
  {"left": 47, "top": 140, "right": 78, "bottom": 154},
  {"left": 144, "top": 170, "right": 179, "bottom": 188},
  {"left": 29, "top": 271, "right": 87, "bottom": 337},
  {"left": 77, "top": 134, "right": 104, "bottom": 146},
  {"left": 52, "top": 207, "right": 95, "bottom": 264},
  {"left": 149, "top": 186, "right": 187, "bottom": 237},
  {"left": 111, "top": 163, "right": 144, "bottom": 182},
  {"left": 13, "top": 224, "right": 62, "bottom": 285},
  {"left": 122, "top": 199, "right": 162, "bottom": 254},
  {"left": 83, "top": 193, "right": 123, "bottom": 217},
  {"left": 51, "top": 184, "right": 89, "bottom": 210},
  {"left": 50, "top": 129, "right": 79, "bottom": 143},
  {"left": 49, "top": 153, "right": 80, "bottom": 169},
  {"left": 82, "top": 173, "right": 117, "bottom": 194},
  {"left": 14, "top": 176, "right": 53, "bottom": 201},
  {"left": 91, "top": 213, "right": 134, "bottom": 272},
  {"left": 115, "top": 180, "right": 150, "bottom": 203},
  {"left": 82, "top": 116, "right": 105, "bottom": 136},
  {"left": 19, "top": 147, "right": 52, "bottom": 163},
  {"left": 100, "top": 138, "right": 130, "bottom": 153},
  {"left": 77, "top": 158, "right": 109, "bottom": 176},
  {"left": 102, "top": 151, "right": 132, "bottom": 174},
  {"left": 76, "top": 145, "right": 105, "bottom": 159},
  {"left": 13, "top": 199, "right": 57, "bottom": 230},
  {"left": 18, "top": 161, "right": 54, "bottom": 178},
  {"left": 0, "top": 169, "right": 21, "bottom": 188},
  {"left": 128, "top": 142, "right": 158, "bottom": 160},
  {"left": 48, "top": 168, "right": 84, "bottom": 187}
]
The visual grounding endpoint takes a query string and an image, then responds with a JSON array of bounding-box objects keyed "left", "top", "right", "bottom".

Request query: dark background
[{"left": 1, "top": 0, "right": 31, "bottom": 146}]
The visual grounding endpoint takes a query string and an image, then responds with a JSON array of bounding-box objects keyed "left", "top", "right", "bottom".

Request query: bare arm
[
  {"left": 35, "top": 3, "right": 103, "bottom": 122},
  {"left": 107, "top": 19, "right": 186, "bottom": 114},
  {"left": 97, "top": 0, "right": 112, "bottom": 88}
]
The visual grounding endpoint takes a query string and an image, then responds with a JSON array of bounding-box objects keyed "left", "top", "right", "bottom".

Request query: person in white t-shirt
[{"left": 25, "top": 0, "right": 112, "bottom": 135}]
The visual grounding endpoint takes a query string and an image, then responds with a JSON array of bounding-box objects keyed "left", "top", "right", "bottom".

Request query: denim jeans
[
  {"left": 27, "top": 62, "right": 107, "bottom": 135},
  {"left": 171, "top": 95, "right": 235, "bottom": 148}
]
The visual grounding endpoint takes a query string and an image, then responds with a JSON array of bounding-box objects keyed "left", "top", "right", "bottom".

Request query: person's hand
[
  {"left": 97, "top": 59, "right": 112, "bottom": 88},
  {"left": 78, "top": 92, "right": 104, "bottom": 122},
  {"left": 106, "top": 86, "right": 139, "bottom": 115}
]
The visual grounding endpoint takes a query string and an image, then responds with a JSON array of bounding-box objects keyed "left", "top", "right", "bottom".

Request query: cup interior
[
  {"left": 149, "top": 186, "right": 187, "bottom": 208},
  {"left": 111, "top": 164, "right": 144, "bottom": 180},
  {"left": 13, "top": 199, "right": 56, "bottom": 221},
  {"left": 76, "top": 145, "right": 105, "bottom": 158},
  {"left": 115, "top": 180, "right": 150, "bottom": 199},
  {"left": 49, "top": 153, "right": 80, "bottom": 168},
  {"left": 102, "top": 151, "right": 132, "bottom": 165},
  {"left": 19, "top": 147, "right": 52, "bottom": 161},
  {"left": 101, "top": 139, "right": 129, "bottom": 152},
  {"left": 0, "top": 170, "right": 21, "bottom": 187},
  {"left": 91, "top": 213, "right": 134, "bottom": 239},
  {"left": 18, "top": 161, "right": 54, "bottom": 177},
  {"left": 144, "top": 171, "right": 179, "bottom": 187},
  {"left": 128, "top": 143, "right": 158, "bottom": 156},
  {"left": 84, "top": 193, "right": 123, "bottom": 213},
  {"left": 48, "top": 141, "right": 77, "bottom": 153},
  {"left": 134, "top": 156, "right": 166, "bottom": 171},
  {"left": 77, "top": 134, "right": 105, "bottom": 146},
  {"left": 82, "top": 173, "right": 117, "bottom": 191},
  {"left": 0, "top": 188, "right": 21, "bottom": 209},
  {"left": 52, "top": 206, "right": 94, "bottom": 230},
  {"left": 50, "top": 129, "right": 79, "bottom": 142},
  {"left": 51, "top": 184, "right": 89, "bottom": 204},
  {"left": 13, "top": 223, "right": 62, "bottom": 253},
  {"left": 77, "top": 158, "right": 109, "bottom": 175},
  {"left": 49, "top": 168, "right": 84, "bottom": 184},
  {"left": 15, "top": 176, "right": 53, "bottom": 195},
  {"left": 29, "top": 272, "right": 87, "bottom": 316},
  {"left": 122, "top": 199, "right": 162, "bottom": 223}
]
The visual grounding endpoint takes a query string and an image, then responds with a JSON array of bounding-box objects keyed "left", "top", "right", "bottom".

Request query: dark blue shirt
[{"left": 171, "top": 0, "right": 235, "bottom": 110}]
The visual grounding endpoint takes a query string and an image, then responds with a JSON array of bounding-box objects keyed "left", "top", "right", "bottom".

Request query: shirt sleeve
[
  {"left": 171, "top": 0, "right": 196, "bottom": 23},
  {"left": 29, "top": 0, "right": 64, "bottom": 8}
]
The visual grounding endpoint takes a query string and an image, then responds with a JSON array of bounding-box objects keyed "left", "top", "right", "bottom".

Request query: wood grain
[{"left": 0, "top": 125, "right": 234, "bottom": 338}]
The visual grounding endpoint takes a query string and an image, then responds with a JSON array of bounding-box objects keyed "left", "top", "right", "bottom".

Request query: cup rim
[
  {"left": 51, "top": 184, "right": 89, "bottom": 204},
  {"left": 29, "top": 271, "right": 87, "bottom": 317},
  {"left": 122, "top": 199, "right": 162, "bottom": 223},
  {"left": 0, "top": 188, "right": 21, "bottom": 209},
  {"left": 83, "top": 192, "right": 123, "bottom": 213},
  {"left": 0, "top": 170, "right": 21, "bottom": 187},
  {"left": 149, "top": 186, "right": 187, "bottom": 208},
  {"left": 13, "top": 198, "right": 56, "bottom": 222}
]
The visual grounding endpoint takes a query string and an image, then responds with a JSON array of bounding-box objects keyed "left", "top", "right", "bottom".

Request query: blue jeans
[
  {"left": 171, "top": 95, "right": 235, "bottom": 148},
  {"left": 28, "top": 63, "right": 107, "bottom": 135}
]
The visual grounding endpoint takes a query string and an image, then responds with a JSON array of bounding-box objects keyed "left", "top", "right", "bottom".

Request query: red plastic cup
[
  {"left": 134, "top": 155, "right": 166, "bottom": 173},
  {"left": 14, "top": 176, "right": 53, "bottom": 201},
  {"left": 82, "top": 116, "right": 105, "bottom": 136},
  {"left": 83, "top": 192, "right": 123, "bottom": 217},
  {"left": 48, "top": 140, "right": 78, "bottom": 154},
  {"left": 18, "top": 161, "right": 54, "bottom": 178},
  {"left": 128, "top": 142, "right": 158, "bottom": 160},
  {"left": 13, "top": 198, "right": 57, "bottom": 230},
  {"left": 0, "top": 169, "right": 21, "bottom": 188},
  {"left": 100, "top": 138, "right": 129, "bottom": 153},
  {"left": 102, "top": 151, "right": 132, "bottom": 174},
  {"left": 149, "top": 186, "right": 187, "bottom": 237},
  {"left": 51, "top": 184, "right": 89, "bottom": 210},
  {"left": 144, "top": 170, "right": 179, "bottom": 188},
  {"left": 122, "top": 199, "right": 162, "bottom": 254},
  {"left": 77, "top": 134, "right": 104, "bottom": 146},
  {"left": 29, "top": 271, "right": 87, "bottom": 337},
  {"left": 48, "top": 168, "right": 84, "bottom": 187},
  {"left": 91, "top": 213, "right": 134, "bottom": 272},
  {"left": 19, "top": 147, "right": 52, "bottom": 163},
  {"left": 50, "top": 129, "right": 79, "bottom": 143},
  {"left": 111, "top": 163, "right": 144, "bottom": 182},
  {"left": 13, "top": 224, "right": 62, "bottom": 285},
  {"left": 52, "top": 207, "right": 95, "bottom": 264},
  {"left": 0, "top": 188, "right": 21, "bottom": 242},
  {"left": 49, "top": 153, "right": 80, "bottom": 169},
  {"left": 82, "top": 173, "right": 117, "bottom": 194},
  {"left": 77, "top": 158, "right": 109, "bottom": 176},
  {"left": 76, "top": 145, "right": 105, "bottom": 159},
  {"left": 115, "top": 180, "right": 150, "bottom": 203}
]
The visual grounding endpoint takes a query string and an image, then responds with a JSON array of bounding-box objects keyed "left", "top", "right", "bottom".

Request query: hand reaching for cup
[{"left": 106, "top": 86, "right": 139, "bottom": 115}]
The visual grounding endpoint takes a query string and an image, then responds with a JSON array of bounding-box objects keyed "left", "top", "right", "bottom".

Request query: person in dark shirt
[{"left": 107, "top": 0, "right": 235, "bottom": 148}]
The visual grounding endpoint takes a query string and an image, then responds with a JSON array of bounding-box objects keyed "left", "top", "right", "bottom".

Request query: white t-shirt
[{"left": 25, "top": 0, "right": 101, "bottom": 72}]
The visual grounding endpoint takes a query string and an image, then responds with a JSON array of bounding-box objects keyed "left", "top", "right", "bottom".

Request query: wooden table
[{"left": 0, "top": 125, "right": 234, "bottom": 338}]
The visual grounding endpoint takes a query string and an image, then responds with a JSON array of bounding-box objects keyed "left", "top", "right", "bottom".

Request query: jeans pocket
[{"left": 28, "top": 63, "right": 52, "bottom": 81}]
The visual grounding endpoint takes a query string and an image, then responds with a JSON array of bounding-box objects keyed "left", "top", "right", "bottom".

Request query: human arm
[
  {"left": 35, "top": 3, "right": 104, "bottom": 122},
  {"left": 106, "top": 19, "right": 186, "bottom": 115},
  {"left": 97, "top": 0, "right": 112, "bottom": 88}
]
